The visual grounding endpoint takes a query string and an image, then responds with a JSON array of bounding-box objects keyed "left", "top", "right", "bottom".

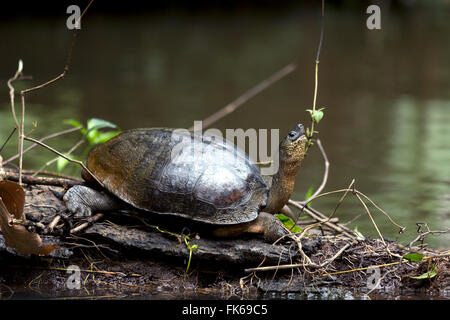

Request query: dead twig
[
  {"left": 189, "top": 63, "right": 297, "bottom": 130},
  {"left": 407, "top": 223, "right": 450, "bottom": 250},
  {"left": 2, "top": 126, "right": 82, "bottom": 166},
  {"left": 291, "top": 187, "right": 405, "bottom": 233},
  {"left": 48, "top": 215, "right": 61, "bottom": 232},
  {"left": 70, "top": 213, "right": 104, "bottom": 234},
  {"left": 22, "top": 136, "right": 103, "bottom": 187},
  {"left": 7, "top": 72, "right": 30, "bottom": 187},
  {"left": 326, "top": 179, "right": 355, "bottom": 222},
  {"left": 319, "top": 239, "right": 358, "bottom": 269},
  {"left": 288, "top": 200, "right": 356, "bottom": 239},
  {"left": 305, "top": 139, "right": 329, "bottom": 201},
  {"left": 16, "top": 168, "right": 82, "bottom": 181},
  {"left": 354, "top": 192, "right": 385, "bottom": 246},
  {"left": 4, "top": 0, "right": 95, "bottom": 189},
  {"left": 320, "top": 260, "right": 409, "bottom": 277},
  {"left": 4, "top": 169, "right": 83, "bottom": 187},
  {"left": 0, "top": 128, "right": 16, "bottom": 154},
  {"left": 32, "top": 139, "right": 84, "bottom": 177},
  {"left": 305, "top": 0, "right": 325, "bottom": 151}
]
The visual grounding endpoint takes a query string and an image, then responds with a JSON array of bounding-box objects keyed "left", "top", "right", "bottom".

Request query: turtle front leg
[
  {"left": 212, "top": 212, "right": 288, "bottom": 242},
  {"left": 247, "top": 212, "right": 289, "bottom": 242},
  {"left": 63, "top": 185, "right": 122, "bottom": 218}
]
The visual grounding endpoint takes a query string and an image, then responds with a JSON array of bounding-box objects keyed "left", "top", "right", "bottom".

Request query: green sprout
[{"left": 184, "top": 236, "right": 198, "bottom": 274}]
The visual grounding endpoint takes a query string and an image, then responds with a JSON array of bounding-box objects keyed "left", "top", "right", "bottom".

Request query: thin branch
[
  {"left": 32, "top": 139, "right": 84, "bottom": 177},
  {"left": 48, "top": 215, "right": 61, "bottom": 232},
  {"left": 190, "top": 63, "right": 297, "bottom": 130},
  {"left": 357, "top": 191, "right": 406, "bottom": 232},
  {"left": 7, "top": 72, "right": 24, "bottom": 130},
  {"left": 5, "top": 0, "right": 95, "bottom": 188},
  {"left": 2, "top": 126, "right": 82, "bottom": 165},
  {"left": 407, "top": 223, "right": 450, "bottom": 250},
  {"left": 0, "top": 128, "right": 16, "bottom": 153},
  {"left": 316, "top": 0, "right": 325, "bottom": 62},
  {"left": 22, "top": 136, "right": 103, "bottom": 188},
  {"left": 3, "top": 168, "right": 82, "bottom": 181},
  {"left": 19, "top": 94, "right": 25, "bottom": 185},
  {"left": 288, "top": 200, "right": 356, "bottom": 238},
  {"left": 305, "top": 139, "right": 329, "bottom": 201},
  {"left": 7, "top": 70, "right": 26, "bottom": 185},
  {"left": 319, "top": 240, "right": 358, "bottom": 268},
  {"left": 246, "top": 236, "right": 358, "bottom": 274},
  {"left": 71, "top": 213, "right": 104, "bottom": 234},
  {"left": 4, "top": 170, "right": 83, "bottom": 187},
  {"left": 320, "top": 260, "right": 409, "bottom": 278},
  {"left": 325, "top": 178, "right": 355, "bottom": 221},
  {"left": 19, "top": 23, "right": 81, "bottom": 95},
  {"left": 355, "top": 192, "right": 386, "bottom": 246},
  {"left": 292, "top": 187, "right": 405, "bottom": 233},
  {"left": 306, "top": 0, "right": 325, "bottom": 151}
]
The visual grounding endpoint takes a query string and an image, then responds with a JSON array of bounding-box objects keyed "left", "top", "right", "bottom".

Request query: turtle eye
[{"left": 288, "top": 130, "right": 298, "bottom": 140}]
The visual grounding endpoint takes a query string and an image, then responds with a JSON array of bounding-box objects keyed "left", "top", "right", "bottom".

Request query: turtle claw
[
  {"left": 73, "top": 203, "right": 93, "bottom": 218},
  {"left": 63, "top": 186, "right": 94, "bottom": 218},
  {"left": 63, "top": 185, "right": 122, "bottom": 218}
]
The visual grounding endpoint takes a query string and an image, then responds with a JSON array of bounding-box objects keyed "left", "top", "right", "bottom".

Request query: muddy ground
[{"left": 0, "top": 183, "right": 448, "bottom": 300}]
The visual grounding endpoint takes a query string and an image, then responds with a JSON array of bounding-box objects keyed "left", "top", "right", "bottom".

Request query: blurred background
[{"left": 0, "top": 1, "right": 449, "bottom": 248}]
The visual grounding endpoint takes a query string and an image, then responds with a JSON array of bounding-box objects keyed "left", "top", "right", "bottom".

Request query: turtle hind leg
[
  {"left": 63, "top": 185, "right": 122, "bottom": 218},
  {"left": 212, "top": 212, "right": 288, "bottom": 242}
]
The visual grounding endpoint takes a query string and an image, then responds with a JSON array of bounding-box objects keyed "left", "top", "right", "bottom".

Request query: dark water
[{"left": 0, "top": 7, "right": 449, "bottom": 249}]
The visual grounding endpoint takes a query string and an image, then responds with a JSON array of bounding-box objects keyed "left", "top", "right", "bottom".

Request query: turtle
[{"left": 63, "top": 123, "right": 307, "bottom": 242}]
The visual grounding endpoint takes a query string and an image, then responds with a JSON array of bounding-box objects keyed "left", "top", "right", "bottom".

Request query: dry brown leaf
[
  {"left": 0, "top": 180, "right": 25, "bottom": 219},
  {"left": 0, "top": 181, "right": 58, "bottom": 256}
]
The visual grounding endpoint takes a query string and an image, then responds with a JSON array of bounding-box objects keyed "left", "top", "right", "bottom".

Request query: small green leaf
[
  {"left": 56, "top": 157, "right": 69, "bottom": 172},
  {"left": 305, "top": 185, "right": 314, "bottom": 205},
  {"left": 90, "top": 130, "right": 121, "bottom": 145},
  {"left": 353, "top": 226, "right": 365, "bottom": 240},
  {"left": 84, "top": 118, "right": 121, "bottom": 145},
  {"left": 409, "top": 264, "right": 437, "bottom": 279},
  {"left": 18, "top": 59, "right": 23, "bottom": 73},
  {"left": 311, "top": 110, "right": 324, "bottom": 123},
  {"left": 275, "top": 213, "right": 302, "bottom": 233},
  {"left": 87, "top": 118, "right": 118, "bottom": 132},
  {"left": 85, "top": 130, "right": 98, "bottom": 144},
  {"left": 403, "top": 253, "right": 424, "bottom": 262},
  {"left": 63, "top": 119, "right": 83, "bottom": 128}
]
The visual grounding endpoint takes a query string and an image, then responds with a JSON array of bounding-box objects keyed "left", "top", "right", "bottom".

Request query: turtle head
[
  {"left": 264, "top": 123, "right": 307, "bottom": 214},
  {"left": 279, "top": 123, "right": 307, "bottom": 165}
]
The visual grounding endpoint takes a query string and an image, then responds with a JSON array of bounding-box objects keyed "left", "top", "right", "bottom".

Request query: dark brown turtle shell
[{"left": 82, "top": 128, "right": 269, "bottom": 225}]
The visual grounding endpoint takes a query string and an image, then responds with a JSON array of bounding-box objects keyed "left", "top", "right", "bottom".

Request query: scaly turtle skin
[{"left": 64, "top": 123, "right": 306, "bottom": 242}]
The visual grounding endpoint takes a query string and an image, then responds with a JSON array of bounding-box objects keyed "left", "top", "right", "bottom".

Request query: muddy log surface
[{"left": 0, "top": 183, "right": 449, "bottom": 300}]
